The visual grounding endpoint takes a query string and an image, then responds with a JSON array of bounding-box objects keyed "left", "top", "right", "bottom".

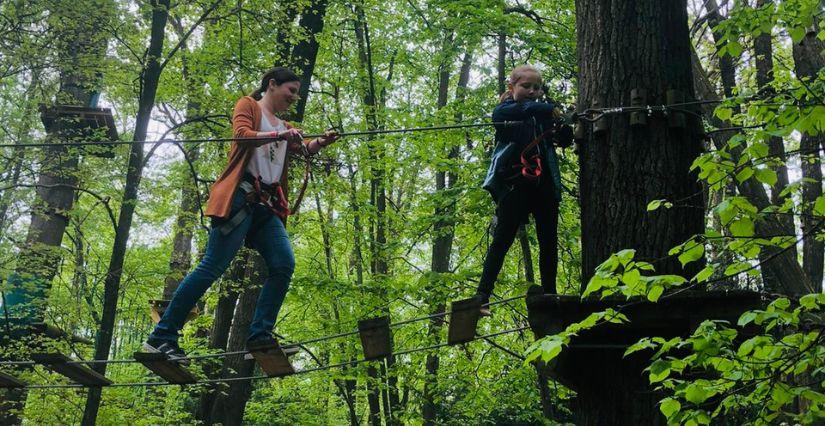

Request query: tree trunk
[
  {"left": 194, "top": 256, "right": 243, "bottom": 424},
  {"left": 753, "top": 0, "right": 793, "bottom": 238},
  {"left": 792, "top": 23, "right": 824, "bottom": 289},
  {"left": 705, "top": 0, "right": 736, "bottom": 98},
  {"left": 691, "top": 49, "right": 814, "bottom": 296},
  {"left": 162, "top": 16, "right": 203, "bottom": 300},
  {"left": 210, "top": 253, "right": 262, "bottom": 425},
  {"left": 82, "top": 2, "right": 170, "bottom": 424},
  {"left": 423, "top": 38, "right": 468, "bottom": 426},
  {"left": 0, "top": 2, "right": 111, "bottom": 423},
  {"left": 578, "top": 0, "right": 705, "bottom": 286},
  {"left": 353, "top": 4, "right": 399, "bottom": 423},
  {"left": 288, "top": 0, "right": 329, "bottom": 123}
]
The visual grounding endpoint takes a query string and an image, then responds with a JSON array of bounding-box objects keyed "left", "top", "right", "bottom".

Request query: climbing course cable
[
  {"left": 0, "top": 295, "right": 527, "bottom": 368},
  {"left": 0, "top": 121, "right": 522, "bottom": 149},
  {"left": 15, "top": 325, "right": 531, "bottom": 390}
]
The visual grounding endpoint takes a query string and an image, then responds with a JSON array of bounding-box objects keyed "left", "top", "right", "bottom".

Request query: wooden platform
[
  {"left": 134, "top": 352, "right": 198, "bottom": 384},
  {"left": 525, "top": 285, "right": 766, "bottom": 426},
  {"left": 39, "top": 104, "right": 118, "bottom": 157},
  {"left": 31, "top": 353, "right": 112, "bottom": 387}
]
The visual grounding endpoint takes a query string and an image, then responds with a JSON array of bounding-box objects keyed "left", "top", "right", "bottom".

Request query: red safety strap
[
  {"left": 517, "top": 128, "right": 555, "bottom": 181},
  {"left": 253, "top": 176, "right": 290, "bottom": 220}
]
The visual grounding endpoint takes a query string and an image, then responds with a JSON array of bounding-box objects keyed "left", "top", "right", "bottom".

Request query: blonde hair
[{"left": 499, "top": 65, "right": 541, "bottom": 103}]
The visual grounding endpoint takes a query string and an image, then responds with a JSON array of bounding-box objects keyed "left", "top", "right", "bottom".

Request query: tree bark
[
  {"left": 194, "top": 256, "right": 243, "bottom": 424},
  {"left": 287, "top": 0, "right": 329, "bottom": 123},
  {"left": 162, "top": 15, "right": 203, "bottom": 300},
  {"left": 792, "top": 23, "right": 824, "bottom": 289},
  {"left": 82, "top": 1, "right": 170, "bottom": 423},
  {"left": 0, "top": 2, "right": 111, "bottom": 423},
  {"left": 210, "top": 253, "right": 261, "bottom": 425},
  {"left": 753, "top": 0, "right": 793, "bottom": 236},
  {"left": 578, "top": 0, "right": 705, "bottom": 286},
  {"left": 423, "top": 39, "right": 470, "bottom": 426},
  {"left": 691, "top": 48, "right": 814, "bottom": 295}
]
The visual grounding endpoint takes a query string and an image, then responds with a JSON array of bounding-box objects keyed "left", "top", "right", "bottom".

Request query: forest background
[{"left": 0, "top": 0, "right": 823, "bottom": 424}]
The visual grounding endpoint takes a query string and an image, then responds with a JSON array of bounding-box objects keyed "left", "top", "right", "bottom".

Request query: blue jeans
[{"left": 150, "top": 189, "right": 295, "bottom": 343}]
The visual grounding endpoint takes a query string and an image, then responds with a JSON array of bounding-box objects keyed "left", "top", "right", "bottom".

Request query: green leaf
[
  {"left": 735, "top": 167, "right": 754, "bottom": 183},
  {"left": 647, "top": 284, "right": 664, "bottom": 302},
  {"left": 624, "top": 338, "right": 656, "bottom": 357},
  {"left": 692, "top": 266, "right": 714, "bottom": 283},
  {"left": 660, "top": 398, "right": 681, "bottom": 419},
  {"left": 617, "top": 249, "right": 636, "bottom": 266},
  {"left": 754, "top": 168, "right": 777, "bottom": 186},
  {"left": 737, "top": 311, "right": 758, "bottom": 326},
  {"left": 789, "top": 27, "right": 806, "bottom": 43},
  {"left": 814, "top": 195, "right": 825, "bottom": 216},
  {"left": 715, "top": 107, "right": 733, "bottom": 121},
  {"left": 726, "top": 40, "right": 743, "bottom": 57},
  {"left": 729, "top": 218, "right": 755, "bottom": 237},
  {"left": 539, "top": 339, "right": 564, "bottom": 362},
  {"left": 648, "top": 359, "right": 671, "bottom": 383},
  {"left": 678, "top": 241, "right": 704, "bottom": 267},
  {"left": 800, "top": 294, "right": 820, "bottom": 310},
  {"left": 684, "top": 383, "right": 711, "bottom": 405},
  {"left": 647, "top": 199, "right": 672, "bottom": 211}
]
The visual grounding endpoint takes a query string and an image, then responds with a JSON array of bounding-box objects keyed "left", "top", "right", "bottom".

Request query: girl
[
  {"left": 477, "top": 65, "right": 569, "bottom": 315},
  {"left": 144, "top": 67, "right": 338, "bottom": 358}
]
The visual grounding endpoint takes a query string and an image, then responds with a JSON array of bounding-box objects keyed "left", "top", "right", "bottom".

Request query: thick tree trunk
[
  {"left": 577, "top": 0, "right": 705, "bottom": 285},
  {"left": 792, "top": 24, "right": 825, "bottom": 289},
  {"left": 82, "top": 2, "right": 170, "bottom": 424},
  {"left": 0, "top": 2, "right": 110, "bottom": 423}
]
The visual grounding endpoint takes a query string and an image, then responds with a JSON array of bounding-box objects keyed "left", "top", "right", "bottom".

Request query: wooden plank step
[
  {"left": 134, "top": 352, "right": 198, "bottom": 384},
  {"left": 248, "top": 342, "right": 295, "bottom": 377},
  {"left": 0, "top": 371, "right": 25, "bottom": 388},
  {"left": 31, "top": 353, "right": 112, "bottom": 387},
  {"left": 358, "top": 316, "right": 392, "bottom": 360},
  {"left": 447, "top": 297, "right": 482, "bottom": 345}
]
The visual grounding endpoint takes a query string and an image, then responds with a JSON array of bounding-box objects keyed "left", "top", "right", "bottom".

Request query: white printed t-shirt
[{"left": 246, "top": 115, "right": 288, "bottom": 185}]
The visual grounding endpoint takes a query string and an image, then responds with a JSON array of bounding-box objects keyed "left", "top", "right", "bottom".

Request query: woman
[{"left": 144, "top": 67, "right": 338, "bottom": 359}]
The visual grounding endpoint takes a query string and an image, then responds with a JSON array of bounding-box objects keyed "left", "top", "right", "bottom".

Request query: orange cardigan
[{"left": 205, "top": 96, "right": 309, "bottom": 219}]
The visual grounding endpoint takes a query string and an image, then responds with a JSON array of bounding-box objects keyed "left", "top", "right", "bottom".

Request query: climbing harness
[{"left": 218, "top": 174, "right": 290, "bottom": 235}]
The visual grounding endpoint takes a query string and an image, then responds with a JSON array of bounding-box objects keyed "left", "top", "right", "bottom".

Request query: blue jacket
[{"left": 482, "top": 99, "right": 563, "bottom": 203}]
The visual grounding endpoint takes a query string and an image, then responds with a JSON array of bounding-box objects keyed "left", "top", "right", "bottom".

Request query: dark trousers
[{"left": 477, "top": 181, "right": 559, "bottom": 297}]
